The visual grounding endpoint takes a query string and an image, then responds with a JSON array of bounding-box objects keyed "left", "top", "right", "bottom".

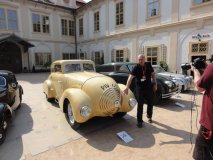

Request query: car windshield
[
  {"left": 127, "top": 64, "right": 136, "bottom": 72},
  {"left": 0, "top": 76, "right": 6, "bottom": 87},
  {"left": 64, "top": 64, "right": 81, "bottom": 73},
  {"left": 83, "top": 63, "right": 95, "bottom": 72},
  {"left": 153, "top": 66, "right": 166, "bottom": 73}
]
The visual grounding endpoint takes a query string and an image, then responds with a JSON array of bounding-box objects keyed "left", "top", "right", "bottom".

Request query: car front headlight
[
  {"left": 80, "top": 105, "right": 91, "bottom": 118},
  {"left": 164, "top": 81, "right": 172, "bottom": 88},
  {"left": 129, "top": 98, "right": 137, "bottom": 108}
]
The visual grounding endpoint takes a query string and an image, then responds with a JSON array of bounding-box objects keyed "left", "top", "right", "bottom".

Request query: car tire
[
  {"left": 113, "top": 112, "right": 127, "bottom": 118},
  {"left": 45, "top": 94, "right": 54, "bottom": 102},
  {"left": 65, "top": 103, "right": 80, "bottom": 130},
  {"left": 0, "top": 115, "right": 8, "bottom": 145}
]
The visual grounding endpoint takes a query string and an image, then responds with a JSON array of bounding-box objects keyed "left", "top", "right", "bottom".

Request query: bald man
[{"left": 124, "top": 54, "right": 157, "bottom": 128}]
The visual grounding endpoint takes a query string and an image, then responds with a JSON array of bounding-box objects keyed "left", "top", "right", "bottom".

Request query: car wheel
[
  {"left": 65, "top": 103, "right": 80, "bottom": 130},
  {"left": 45, "top": 94, "right": 54, "bottom": 102},
  {"left": 113, "top": 112, "right": 127, "bottom": 118},
  {"left": 153, "top": 89, "right": 162, "bottom": 105},
  {"left": 0, "top": 116, "right": 8, "bottom": 145}
]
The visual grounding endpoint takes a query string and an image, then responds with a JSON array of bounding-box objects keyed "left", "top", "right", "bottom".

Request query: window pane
[
  {"left": 0, "top": 8, "right": 6, "bottom": 30},
  {"left": 32, "top": 13, "right": 40, "bottom": 32},
  {"left": 7, "top": 10, "right": 17, "bottom": 30}
]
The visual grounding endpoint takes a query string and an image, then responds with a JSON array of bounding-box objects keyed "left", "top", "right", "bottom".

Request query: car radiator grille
[{"left": 99, "top": 87, "right": 121, "bottom": 115}]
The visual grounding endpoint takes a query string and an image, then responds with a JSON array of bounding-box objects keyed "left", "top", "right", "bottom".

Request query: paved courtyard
[{"left": 0, "top": 73, "right": 203, "bottom": 160}]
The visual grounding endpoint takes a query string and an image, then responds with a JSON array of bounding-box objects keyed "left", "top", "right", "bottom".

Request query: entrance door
[{"left": 0, "top": 42, "right": 22, "bottom": 73}]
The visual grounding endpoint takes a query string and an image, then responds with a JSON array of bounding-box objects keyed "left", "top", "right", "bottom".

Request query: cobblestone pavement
[{"left": 0, "top": 73, "right": 203, "bottom": 160}]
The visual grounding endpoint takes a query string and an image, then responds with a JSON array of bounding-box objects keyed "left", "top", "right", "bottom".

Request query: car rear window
[{"left": 0, "top": 76, "right": 6, "bottom": 86}]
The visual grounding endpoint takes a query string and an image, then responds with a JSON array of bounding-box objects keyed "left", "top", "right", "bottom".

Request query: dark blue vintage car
[
  {"left": 96, "top": 62, "right": 178, "bottom": 104},
  {"left": 0, "top": 70, "right": 23, "bottom": 144}
]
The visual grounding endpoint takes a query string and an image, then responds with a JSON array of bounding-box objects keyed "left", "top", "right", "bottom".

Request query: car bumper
[{"left": 162, "top": 88, "right": 178, "bottom": 99}]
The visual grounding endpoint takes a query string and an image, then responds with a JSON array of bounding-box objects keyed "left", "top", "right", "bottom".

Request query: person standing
[
  {"left": 124, "top": 54, "right": 157, "bottom": 128},
  {"left": 192, "top": 63, "right": 213, "bottom": 160}
]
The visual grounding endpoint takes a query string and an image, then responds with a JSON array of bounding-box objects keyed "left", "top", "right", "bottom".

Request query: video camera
[{"left": 181, "top": 56, "right": 213, "bottom": 71}]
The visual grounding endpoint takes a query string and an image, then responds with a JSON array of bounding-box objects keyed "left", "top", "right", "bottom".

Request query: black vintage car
[
  {"left": 0, "top": 70, "right": 23, "bottom": 144},
  {"left": 0, "top": 103, "right": 13, "bottom": 145},
  {"left": 96, "top": 62, "right": 178, "bottom": 104}
]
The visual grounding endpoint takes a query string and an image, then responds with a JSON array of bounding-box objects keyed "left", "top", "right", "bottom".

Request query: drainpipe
[{"left": 73, "top": 10, "right": 78, "bottom": 59}]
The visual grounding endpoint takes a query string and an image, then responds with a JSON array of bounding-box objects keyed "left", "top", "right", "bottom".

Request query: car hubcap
[{"left": 67, "top": 104, "right": 74, "bottom": 124}]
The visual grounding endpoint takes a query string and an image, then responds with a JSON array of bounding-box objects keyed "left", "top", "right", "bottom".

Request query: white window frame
[
  {"left": 0, "top": 7, "right": 18, "bottom": 31},
  {"left": 115, "top": 1, "right": 124, "bottom": 26},
  {"left": 94, "top": 11, "right": 100, "bottom": 32},
  {"left": 35, "top": 52, "right": 52, "bottom": 66},
  {"left": 146, "top": 46, "right": 159, "bottom": 65},
  {"left": 62, "top": 53, "right": 76, "bottom": 60},
  {"left": 79, "top": 18, "right": 83, "bottom": 36},
  {"left": 32, "top": 13, "right": 50, "bottom": 34},
  {"left": 61, "top": 18, "right": 75, "bottom": 36},
  {"left": 147, "top": 0, "right": 160, "bottom": 18}
]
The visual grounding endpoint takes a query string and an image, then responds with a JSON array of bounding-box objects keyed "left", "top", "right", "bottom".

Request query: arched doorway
[{"left": 0, "top": 41, "right": 22, "bottom": 73}]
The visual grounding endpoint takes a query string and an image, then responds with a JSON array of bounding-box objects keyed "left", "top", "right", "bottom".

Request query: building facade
[{"left": 0, "top": 0, "right": 213, "bottom": 73}]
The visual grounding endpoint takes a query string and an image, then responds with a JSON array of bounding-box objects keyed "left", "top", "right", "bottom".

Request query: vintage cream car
[{"left": 43, "top": 60, "right": 137, "bottom": 130}]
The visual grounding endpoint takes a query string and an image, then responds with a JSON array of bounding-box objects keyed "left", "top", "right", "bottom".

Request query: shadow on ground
[
  {"left": 72, "top": 114, "right": 196, "bottom": 152},
  {"left": 0, "top": 103, "right": 33, "bottom": 160}
]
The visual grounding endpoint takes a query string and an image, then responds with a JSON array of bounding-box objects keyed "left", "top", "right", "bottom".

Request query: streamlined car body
[{"left": 43, "top": 60, "right": 137, "bottom": 130}]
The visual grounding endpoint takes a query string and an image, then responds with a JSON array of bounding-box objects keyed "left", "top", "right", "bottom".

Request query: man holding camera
[{"left": 192, "top": 60, "right": 213, "bottom": 160}]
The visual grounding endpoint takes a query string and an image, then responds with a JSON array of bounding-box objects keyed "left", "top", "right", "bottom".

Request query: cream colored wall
[{"left": 76, "top": 0, "right": 213, "bottom": 72}]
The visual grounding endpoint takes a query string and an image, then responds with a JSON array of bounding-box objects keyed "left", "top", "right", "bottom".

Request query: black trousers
[
  {"left": 193, "top": 126, "right": 213, "bottom": 160},
  {"left": 135, "top": 87, "right": 154, "bottom": 122}
]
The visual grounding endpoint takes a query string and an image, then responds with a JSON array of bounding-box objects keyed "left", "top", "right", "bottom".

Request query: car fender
[
  {"left": 59, "top": 88, "right": 92, "bottom": 123},
  {"left": 43, "top": 80, "right": 55, "bottom": 98},
  {"left": 117, "top": 84, "right": 137, "bottom": 112},
  {"left": 0, "top": 103, "right": 13, "bottom": 124}
]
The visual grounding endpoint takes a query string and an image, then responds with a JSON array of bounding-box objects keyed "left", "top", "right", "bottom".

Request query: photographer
[{"left": 192, "top": 61, "right": 213, "bottom": 160}]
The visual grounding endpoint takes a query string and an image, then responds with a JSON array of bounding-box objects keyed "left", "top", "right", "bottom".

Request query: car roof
[
  {"left": 53, "top": 60, "right": 94, "bottom": 65},
  {"left": 100, "top": 62, "right": 137, "bottom": 66},
  {"left": 0, "top": 70, "right": 13, "bottom": 75}
]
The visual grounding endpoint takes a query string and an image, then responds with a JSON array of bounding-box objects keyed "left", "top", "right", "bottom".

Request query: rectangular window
[
  {"left": 147, "top": 0, "right": 159, "bottom": 17},
  {"left": 35, "top": 53, "right": 51, "bottom": 66},
  {"left": 62, "top": 53, "right": 76, "bottom": 60},
  {"left": 69, "top": 20, "right": 75, "bottom": 36},
  {"left": 0, "top": 8, "right": 6, "bottom": 30},
  {"left": 191, "top": 42, "right": 208, "bottom": 54},
  {"left": 94, "top": 11, "right": 100, "bottom": 31},
  {"left": 0, "top": 8, "right": 18, "bottom": 31},
  {"left": 146, "top": 47, "right": 158, "bottom": 65},
  {"left": 79, "top": 18, "right": 83, "bottom": 35},
  {"left": 92, "top": 51, "right": 104, "bottom": 65},
  {"left": 116, "top": 50, "right": 124, "bottom": 62},
  {"left": 116, "top": 2, "right": 124, "bottom": 26},
  {"left": 7, "top": 9, "right": 17, "bottom": 30},
  {"left": 61, "top": 19, "right": 68, "bottom": 35},
  {"left": 32, "top": 13, "right": 49, "bottom": 33}
]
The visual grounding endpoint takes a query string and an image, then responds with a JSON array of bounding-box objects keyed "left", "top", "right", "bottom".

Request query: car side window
[
  {"left": 83, "top": 63, "right": 95, "bottom": 72},
  {"left": 96, "top": 66, "right": 114, "bottom": 72},
  {"left": 0, "top": 76, "right": 6, "bottom": 86},
  {"left": 54, "top": 65, "right": 62, "bottom": 72},
  {"left": 117, "top": 65, "right": 129, "bottom": 73}
]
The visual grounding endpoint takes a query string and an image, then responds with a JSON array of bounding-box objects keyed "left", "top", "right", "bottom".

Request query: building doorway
[{"left": 0, "top": 41, "right": 22, "bottom": 73}]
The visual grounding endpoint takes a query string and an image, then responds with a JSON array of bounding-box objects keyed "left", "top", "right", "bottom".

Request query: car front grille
[{"left": 99, "top": 87, "right": 121, "bottom": 115}]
